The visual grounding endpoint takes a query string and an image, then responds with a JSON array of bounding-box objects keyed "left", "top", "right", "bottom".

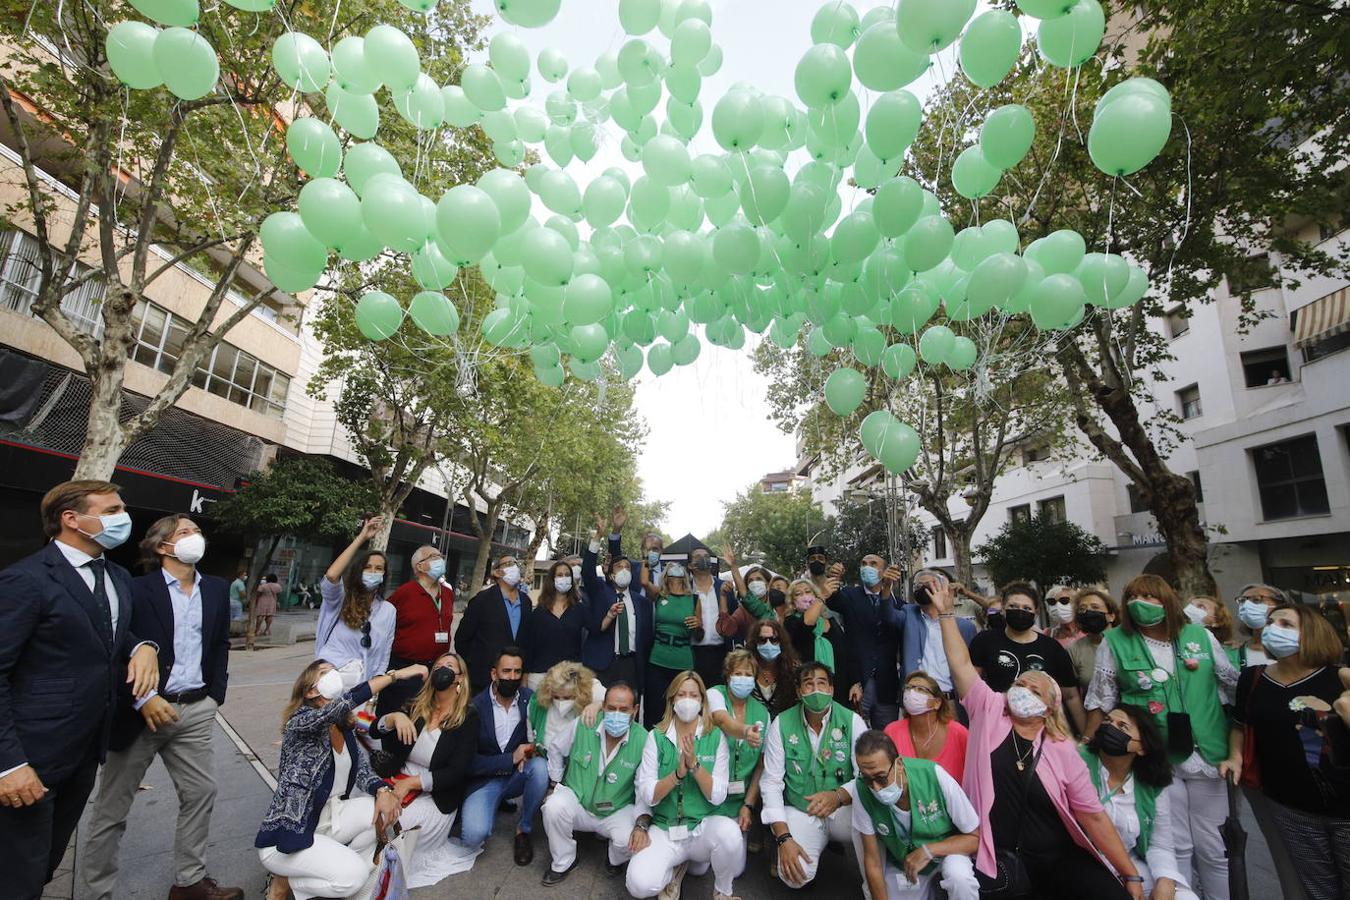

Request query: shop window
[
  {"left": 1252, "top": 434, "right": 1329, "bottom": 520},
  {"left": 1178, "top": 384, "right": 1203, "bottom": 420},
  {"left": 1038, "top": 495, "right": 1067, "bottom": 524},
  {"left": 1241, "top": 346, "right": 1292, "bottom": 387}
]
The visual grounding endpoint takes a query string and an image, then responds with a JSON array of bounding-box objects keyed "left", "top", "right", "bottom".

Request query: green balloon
[
  {"left": 806, "top": 325, "right": 833, "bottom": 357},
  {"left": 330, "top": 36, "right": 380, "bottom": 94},
  {"left": 411, "top": 241, "right": 459, "bottom": 290},
  {"left": 260, "top": 211, "right": 326, "bottom": 271},
  {"left": 918, "top": 324, "right": 955, "bottom": 363},
  {"left": 325, "top": 84, "right": 379, "bottom": 139},
  {"left": 1095, "top": 77, "right": 1171, "bottom": 117},
  {"left": 1075, "top": 252, "right": 1130, "bottom": 305},
  {"left": 824, "top": 367, "right": 867, "bottom": 416},
  {"left": 852, "top": 326, "right": 885, "bottom": 367},
  {"left": 569, "top": 358, "right": 602, "bottom": 382},
  {"left": 489, "top": 33, "right": 531, "bottom": 83},
  {"left": 1099, "top": 264, "right": 1148, "bottom": 310},
  {"left": 811, "top": 1, "right": 860, "bottom": 47},
  {"left": 495, "top": 0, "right": 562, "bottom": 28},
  {"left": 272, "top": 32, "right": 329, "bottom": 93},
  {"left": 672, "top": 333, "right": 702, "bottom": 365},
  {"left": 742, "top": 166, "right": 789, "bottom": 225},
  {"left": 831, "top": 211, "right": 879, "bottom": 264},
  {"left": 656, "top": 308, "right": 691, "bottom": 343},
  {"left": 408, "top": 291, "right": 460, "bottom": 336},
  {"left": 854, "top": 22, "right": 928, "bottom": 92},
  {"left": 780, "top": 181, "right": 828, "bottom": 242},
  {"left": 881, "top": 343, "right": 917, "bottom": 379},
  {"left": 946, "top": 335, "right": 978, "bottom": 370},
  {"left": 538, "top": 47, "right": 569, "bottom": 83},
  {"left": 435, "top": 185, "right": 500, "bottom": 265},
  {"left": 521, "top": 227, "right": 574, "bottom": 286},
  {"left": 671, "top": 19, "right": 712, "bottom": 67},
  {"left": 1089, "top": 93, "right": 1171, "bottom": 176},
  {"left": 107, "top": 22, "right": 162, "bottom": 90},
  {"left": 663, "top": 230, "right": 705, "bottom": 284},
  {"left": 129, "top": 0, "right": 197, "bottom": 26},
  {"left": 153, "top": 27, "right": 218, "bottom": 100},
  {"left": 904, "top": 215, "right": 955, "bottom": 272},
  {"left": 567, "top": 66, "right": 603, "bottom": 102},
  {"left": 1029, "top": 273, "right": 1086, "bottom": 329},
  {"left": 394, "top": 74, "right": 445, "bottom": 130},
  {"left": 461, "top": 63, "right": 506, "bottom": 111},
  {"left": 877, "top": 421, "right": 920, "bottom": 474},
  {"left": 891, "top": 281, "right": 940, "bottom": 332},
  {"left": 298, "top": 178, "right": 361, "bottom": 249},
  {"left": 355, "top": 291, "right": 402, "bottom": 340},
  {"left": 951, "top": 146, "right": 1000, "bottom": 199},
  {"left": 642, "top": 135, "right": 692, "bottom": 186},
  {"left": 711, "top": 222, "right": 757, "bottom": 275},
  {"left": 794, "top": 43, "right": 852, "bottom": 109},
  {"left": 481, "top": 307, "right": 523, "bottom": 347},
  {"left": 563, "top": 273, "right": 613, "bottom": 325},
  {"left": 539, "top": 169, "right": 582, "bottom": 217},
  {"left": 873, "top": 176, "right": 923, "bottom": 238},
  {"left": 534, "top": 363, "right": 566, "bottom": 387},
  {"left": 983, "top": 218, "right": 1021, "bottom": 255},
  {"left": 689, "top": 154, "right": 732, "bottom": 199},
  {"left": 711, "top": 91, "right": 764, "bottom": 151},
  {"left": 980, "top": 104, "right": 1035, "bottom": 170},
  {"left": 442, "top": 85, "right": 482, "bottom": 127},
  {"left": 897, "top": 0, "right": 976, "bottom": 53},
  {"left": 822, "top": 312, "right": 857, "bottom": 347},
  {"left": 477, "top": 169, "right": 531, "bottom": 234},
  {"left": 364, "top": 24, "right": 419, "bottom": 94},
  {"left": 959, "top": 11, "right": 1021, "bottom": 88},
  {"left": 647, "top": 341, "right": 674, "bottom": 375},
  {"left": 582, "top": 176, "right": 626, "bottom": 228},
  {"left": 1003, "top": 258, "right": 1045, "bottom": 313},
  {"left": 1017, "top": 0, "right": 1075, "bottom": 17},
  {"left": 1024, "top": 229, "right": 1085, "bottom": 275},
  {"left": 619, "top": 0, "right": 661, "bottom": 34},
  {"left": 361, "top": 177, "right": 430, "bottom": 253},
  {"left": 967, "top": 252, "right": 1028, "bottom": 309},
  {"left": 262, "top": 253, "right": 320, "bottom": 293},
  {"left": 859, "top": 409, "right": 894, "bottom": 457},
  {"left": 1037, "top": 0, "right": 1104, "bottom": 67},
  {"left": 629, "top": 176, "right": 671, "bottom": 231},
  {"left": 950, "top": 225, "right": 996, "bottom": 270},
  {"left": 513, "top": 106, "right": 549, "bottom": 142},
  {"left": 866, "top": 91, "right": 922, "bottom": 162},
  {"left": 698, "top": 42, "right": 723, "bottom": 76},
  {"left": 342, "top": 142, "right": 401, "bottom": 195}
]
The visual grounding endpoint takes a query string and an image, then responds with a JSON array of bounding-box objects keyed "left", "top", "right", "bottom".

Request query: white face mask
[
  {"left": 1049, "top": 602, "right": 1075, "bottom": 624},
  {"left": 315, "top": 670, "right": 345, "bottom": 701},
  {"left": 748, "top": 580, "right": 768, "bottom": 597},
  {"left": 673, "top": 697, "right": 701, "bottom": 723},
  {"left": 571, "top": 565, "right": 582, "bottom": 581},
  {"left": 552, "top": 698, "right": 575, "bottom": 716},
  {"left": 902, "top": 688, "right": 935, "bottom": 716},
  {"left": 1182, "top": 602, "right": 1209, "bottom": 625},
  {"left": 554, "top": 576, "right": 574, "bottom": 593},
  {"left": 170, "top": 533, "right": 206, "bottom": 565},
  {"left": 1006, "top": 685, "right": 1049, "bottom": 719},
  {"left": 613, "top": 568, "right": 632, "bottom": 588},
  {"left": 502, "top": 564, "right": 522, "bottom": 586}
]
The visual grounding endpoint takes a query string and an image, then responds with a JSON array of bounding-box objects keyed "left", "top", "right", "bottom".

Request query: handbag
[
  {"left": 368, "top": 821, "right": 419, "bottom": 900},
  {"left": 975, "top": 733, "right": 1046, "bottom": 899},
  {"left": 383, "top": 772, "right": 422, "bottom": 808}
]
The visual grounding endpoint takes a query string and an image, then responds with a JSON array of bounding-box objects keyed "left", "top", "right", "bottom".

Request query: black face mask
[
  {"left": 769, "top": 588, "right": 787, "bottom": 608},
  {"left": 1090, "top": 722, "right": 1134, "bottom": 757},
  {"left": 986, "top": 611, "right": 1004, "bottom": 632},
  {"left": 913, "top": 585, "right": 933, "bottom": 606},
  {"left": 495, "top": 677, "right": 521, "bottom": 699},
  {"left": 431, "top": 666, "right": 457, "bottom": 691},
  {"left": 807, "top": 560, "right": 827, "bottom": 577},
  {"left": 1077, "top": 610, "right": 1109, "bottom": 634},
  {"left": 1004, "top": 608, "right": 1037, "bottom": 632},
  {"left": 690, "top": 558, "right": 711, "bottom": 571}
]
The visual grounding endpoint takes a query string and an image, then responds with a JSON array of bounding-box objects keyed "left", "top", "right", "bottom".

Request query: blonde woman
[
  {"left": 782, "top": 578, "right": 848, "bottom": 700},
  {"left": 528, "top": 660, "right": 604, "bottom": 762},
  {"left": 627, "top": 672, "right": 743, "bottom": 900},
  {"left": 1068, "top": 589, "right": 1118, "bottom": 691},
  {"left": 929, "top": 583, "right": 1144, "bottom": 899},
  {"left": 370, "top": 652, "right": 478, "bottom": 887},
  {"left": 643, "top": 563, "right": 701, "bottom": 727}
]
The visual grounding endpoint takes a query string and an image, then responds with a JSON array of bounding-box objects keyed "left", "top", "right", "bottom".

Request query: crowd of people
[{"left": 2, "top": 483, "right": 1349, "bottom": 900}]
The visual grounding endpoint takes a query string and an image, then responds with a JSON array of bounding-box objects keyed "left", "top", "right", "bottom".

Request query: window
[
  {"left": 1126, "top": 482, "right": 1149, "bottom": 514},
  {"left": 932, "top": 527, "right": 947, "bottom": 560},
  {"left": 1188, "top": 470, "right": 1204, "bottom": 504},
  {"left": 1227, "top": 253, "right": 1277, "bottom": 295},
  {"left": 1038, "top": 495, "right": 1067, "bottom": 524},
  {"left": 1177, "top": 384, "right": 1203, "bottom": 420},
  {"left": 1252, "top": 435, "right": 1329, "bottom": 520},
  {"left": 1164, "top": 306, "right": 1190, "bottom": 339},
  {"left": 0, "top": 229, "right": 106, "bottom": 337},
  {"left": 1240, "top": 346, "right": 1292, "bottom": 387},
  {"left": 1304, "top": 330, "right": 1350, "bottom": 363},
  {"left": 1008, "top": 504, "right": 1031, "bottom": 524}
]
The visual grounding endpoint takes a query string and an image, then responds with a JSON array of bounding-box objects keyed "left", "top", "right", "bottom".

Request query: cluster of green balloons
[{"left": 106, "top": 21, "right": 220, "bottom": 100}]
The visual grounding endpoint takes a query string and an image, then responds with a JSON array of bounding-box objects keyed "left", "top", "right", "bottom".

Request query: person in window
[
  {"left": 745, "top": 618, "right": 800, "bottom": 717},
  {"left": 883, "top": 671, "right": 969, "bottom": 781},
  {"left": 316, "top": 516, "right": 395, "bottom": 694},
  {"left": 527, "top": 561, "right": 589, "bottom": 690},
  {"left": 455, "top": 554, "right": 534, "bottom": 695},
  {"left": 1081, "top": 705, "right": 1198, "bottom": 900},
  {"left": 643, "top": 563, "right": 699, "bottom": 728},
  {"left": 850, "top": 728, "right": 980, "bottom": 900},
  {"left": 256, "top": 660, "right": 424, "bottom": 900},
  {"left": 368, "top": 652, "right": 477, "bottom": 887},
  {"left": 1068, "top": 589, "right": 1119, "bottom": 692},
  {"left": 1229, "top": 603, "right": 1350, "bottom": 900},
  {"left": 626, "top": 671, "right": 743, "bottom": 900},
  {"left": 930, "top": 581, "right": 1143, "bottom": 899},
  {"left": 968, "top": 581, "right": 1085, "bottom": 733},
  {"left": 1084, "top": 574, "right": 1239, "bottom": 900},
  {"left": 1228, "top": 582, "right": 1289, "bottom": 669},
  {"left": 760, "top": 662, "right": 868, "bottom": 889}
]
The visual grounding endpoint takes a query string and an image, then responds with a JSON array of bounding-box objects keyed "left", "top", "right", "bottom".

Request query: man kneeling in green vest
[
  {"left": 761, "top": 661, "right": 868, "bottom": 888},
  {"left": 541, "top": 681, "right": 651, "bottom": 885},
  {"left": 850, "top": 729, "right": 980, "bottom": 899}
]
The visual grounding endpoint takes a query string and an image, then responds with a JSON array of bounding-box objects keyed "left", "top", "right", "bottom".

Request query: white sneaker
[{"left": 657, "top": 862, "right": 689, "bottom": 900}]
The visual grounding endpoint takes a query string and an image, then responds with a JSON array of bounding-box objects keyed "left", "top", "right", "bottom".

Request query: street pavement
[{"left": 50, "top": 608, "right": 1281, "bottom": 898}]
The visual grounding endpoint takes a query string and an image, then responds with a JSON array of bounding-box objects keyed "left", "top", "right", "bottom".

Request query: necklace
[
  {"left": 910, "top": 718, "right": 940, "bottom": 756},
  {"left": 1011, "top": 732, "right": 1035, "bottom": 772}
]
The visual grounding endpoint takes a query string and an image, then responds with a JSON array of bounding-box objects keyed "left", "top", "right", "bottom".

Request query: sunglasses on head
[{"left": 360, "top": 620, "right": 372, "bottom": 649}]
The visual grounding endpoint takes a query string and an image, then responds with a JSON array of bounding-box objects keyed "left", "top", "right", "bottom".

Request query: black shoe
[
  {"left": 500, "top": 797, "right": 519, "bottom": 813},
  {"left": 514, "top": 830, "right": 534, "bottom": 866},
  {"left": 605, "top": 860, "right": 627, "bottom": 876},
  {"left": 542, "top": 860, "right": 578, "bottom": 885}
]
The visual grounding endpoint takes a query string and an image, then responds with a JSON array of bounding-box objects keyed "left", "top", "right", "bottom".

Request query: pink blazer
[{"left": 960, "top": 678, "right": 1107, "bottom": 877}]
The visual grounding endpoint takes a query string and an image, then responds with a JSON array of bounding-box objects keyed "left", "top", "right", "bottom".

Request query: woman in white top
[{"left": 317, "top": 516, "right": 396, "bottom": 690}]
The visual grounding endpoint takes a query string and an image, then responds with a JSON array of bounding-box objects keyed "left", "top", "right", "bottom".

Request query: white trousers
[
  {"left": 258, "top": 795, "right": 378, "bottom": 900},
  {"left": 626, "top": 815, "right": 745, "bottom": 897},
  {"left": 864, "top": 853, "right": 979, "bottom": 900},
  {"left": 1132, "top": 853, "right": 1200, "bottom": 900},
  {"left": 778, "top": 805, "right": 852, "bottom": 888},
  {"left": 1167, "top": 775, "right": 1228, "bottom": 900},
  {"left": 542, "top": 785, "right": 639, "bottom": 871}
]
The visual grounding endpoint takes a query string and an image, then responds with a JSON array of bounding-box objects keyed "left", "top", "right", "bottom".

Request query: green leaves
[
  {"left": 975, "top": 513, "right": 1108, "bottom": 594},
  {"left": 212, "top": 457, "right": 375, "bottom": 541}
]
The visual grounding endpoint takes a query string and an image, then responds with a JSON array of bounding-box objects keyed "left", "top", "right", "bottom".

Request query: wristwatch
[
  {"left": 635, "top": 819, "right": 651, "bottom": 833},
  {"left": 1120, "top": 875, "right": 1144, "bottom": 884},
  {"left": 775, "top": 831, "right": 794, "bottom": 846}
]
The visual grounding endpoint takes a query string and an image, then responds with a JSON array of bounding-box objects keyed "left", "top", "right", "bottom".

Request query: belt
[
  {"left": 613, "top": 651, "right": 637, "bottom": 659},
  {"left": 161, "top": 687, "right": 209, "bottom": 704},
  {"left": 654, "top": 633, "right": 690, "bottom": 647}
]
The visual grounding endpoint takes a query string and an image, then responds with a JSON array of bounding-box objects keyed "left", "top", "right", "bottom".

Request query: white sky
[{"left": 465, "top": 0, "right": 962, "bottom": 537}]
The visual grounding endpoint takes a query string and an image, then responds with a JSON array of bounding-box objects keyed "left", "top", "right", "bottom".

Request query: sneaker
[
  {"left": 657, "top": 862, "right": 688, "bottom": 900},
  {"left": 541, "top": 860, "right": 577, "bottom": 885},
  {"left": 605, "top": 860, "right": 627, "bottom": 876}
]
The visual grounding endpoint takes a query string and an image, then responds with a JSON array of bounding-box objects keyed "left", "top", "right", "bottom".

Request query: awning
[{"left": 1293, "top": 286, "right": 1350, "bottom": 348}]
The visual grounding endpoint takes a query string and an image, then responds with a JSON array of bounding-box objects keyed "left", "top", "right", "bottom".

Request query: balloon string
[{"left": 1166, "top": 114, "right": 1194, "bottom": 289}]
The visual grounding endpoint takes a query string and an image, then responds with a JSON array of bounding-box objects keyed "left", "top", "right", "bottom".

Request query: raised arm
[
  {"left": 722, "top": 546, "right": 747, "bottom": 597},
  {"left": 930, "top": 582, "right": 979, "bottom": 699},
  {"left": 325, "top": 515, "right": 383, "bottom": 584}
]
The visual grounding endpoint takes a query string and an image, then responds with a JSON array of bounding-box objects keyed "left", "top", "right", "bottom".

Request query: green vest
[
  {"left": 854, "top": 757, "right": 955, "bottom": 876},
  {"left": 650, "top": 728, "right": 723, "bottom": 829},
  {"left": 651, "top": 594, "right": 696, "bottom": 670},
  {"left": 1079, "top": 746, "right": 1159, "bottom": 858},
  {"left": 710, "top": 684, "right": 770, "bottom": 817},
  {"left": 561, "top": 720, "right": 649, "bottom": 818},
  {"left": 778, "top": 700, "right": 855, "bottom": 810},
  {"left": 1104, "top": 624, "right": 1229, "bottom": 764},
  {"left": 527, "top": 694, "right": 549, "bottom": 759}
]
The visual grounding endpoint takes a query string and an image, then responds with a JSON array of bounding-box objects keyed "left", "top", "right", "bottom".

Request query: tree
[
  {"left": 976, "top": 513, "right": 1108, "bottom": 595},
  {"left": 825, "top": 492, "right": 929, "bottom": 577},
  {"left": 715, "top": 484, "right": 828, "bottom": 576},
  {"left": 212, "top": 456, "right": 374, "bottom": 647}
]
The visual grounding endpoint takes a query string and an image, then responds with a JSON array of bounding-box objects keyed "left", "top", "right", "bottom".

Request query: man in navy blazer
[
  {"left": 827, "top": 552, "right": 906, "bottom": 728},
  {"left": 0, "top": 480, "right": 159, "bottom": 900},
  {"left": 581, "top": 509, "right": 653, "bottom": 692},
  {"left": 79, "top": 514, "right": 240, "bottom": 900},
  {"left": 455, "top": 552, "right": 534, "bottom": 695},
  {"left": 460, "top": 646, "right": 549, "bottom": 866}
]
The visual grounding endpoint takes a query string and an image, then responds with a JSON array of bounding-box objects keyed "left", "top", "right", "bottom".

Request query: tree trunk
[
  {"left": 1151, "top": 472, "right": 1216, "bottom": 598},
  {"left": 950, "top": 526, "right": 975, "bottom": 587},
  {"left": 523, "top": 510, "right": 550, "bottom": 571},
  {"left": 471, "top": 500, "right": 503, "bottom": 590},
  {"left": 72, "top": 363, "right": 130, "bottom": 481},
  {"left": 371, "top": 500, "right": 398, "bottom": 552}
]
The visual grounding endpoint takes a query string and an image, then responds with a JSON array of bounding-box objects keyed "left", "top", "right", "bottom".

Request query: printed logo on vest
[
  {"left": 606, "top": 772, "right": 618, "bottom": 784},
  {"left": 876, "top": 821, "right": 891, "bottom": 836}
]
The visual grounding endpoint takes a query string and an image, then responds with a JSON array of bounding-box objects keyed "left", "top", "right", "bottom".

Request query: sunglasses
[
  {"left": 1046, "top": 597, "right": 1072, "bottom": 605},
  {"left": 757, "top": 637, "right": 780, "bottom": 645},
  {"left": 859, "top": 764, "right": 896, "bottom": 787},
  {"left": 360, "top": 620, "right": 372, "bottom": 649}
]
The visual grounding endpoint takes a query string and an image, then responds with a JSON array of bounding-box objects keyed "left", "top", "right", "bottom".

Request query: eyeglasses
[
  {"left": 859, "top": 766, "right": 896, "bottom": 787},
  {"left": 360, "top": 621, "right": 372, "bottom": 649},
  {"left": 1238, "top": 594, "right": 1274, "bottom": 604}
]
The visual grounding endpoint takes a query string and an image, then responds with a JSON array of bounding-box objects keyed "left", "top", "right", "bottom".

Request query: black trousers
[
  {"left": 692, "top": 644, "right": 727, "bottom": 690},
  {"left": 600, "top": 654, "right": 639, "bottom": 691},
  {"left": 643, "top": 663, "right": 683, "bottom": 728},
  {"left": 0, "top": 750, "right": 99, "bottom": 900},
  {"left": 991, "top": 846, "right": 1130, "bottom": 900}
]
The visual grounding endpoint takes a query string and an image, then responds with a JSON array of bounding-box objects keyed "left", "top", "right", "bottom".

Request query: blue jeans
[{"left": 459, "top": 756, "right": 549, "bottom": 848}]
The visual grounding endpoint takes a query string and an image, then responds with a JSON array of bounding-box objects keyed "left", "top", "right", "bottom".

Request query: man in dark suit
[
  {"left": 78, "top": 514, "right": 240, "bottom": 900},
  {"left": 0, "top": 480, "right": 159, "bottom": 900},
  {"left": 580, "top": 508, "right": 653, "bottom": 692},
  {"left": 828, "top": 552, "right": 906, "bottom": 728},
  {"left": 459, "top": 647, "right": 549, "bottom": 866},
  {"left": 455, "top": 552, "right": 533, "bottom": 694}
]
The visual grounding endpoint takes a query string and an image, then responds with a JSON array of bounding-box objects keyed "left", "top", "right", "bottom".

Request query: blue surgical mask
[
  {"left": 729, "top": 675, "right": 755, "bottom": 699},
  {"left": 602, "top": 711, "right": 632, "bottom": 737},
  {"left": 1261, "top": 624, "right": 1300, "bottom": 659},
  {"left": 860, "top": 565, "right": 881, "bottom": 587},
  {"left": 427, "top": 559, "right": 446, "bottom": 581},
  {"left": 1238, "top": 600, "right": 1270, "bottom": 630},
  {"left": 361, "top": 571, "right": 384, "bottom": 591},
  {"left": 647, "top": 550, "right": 661, "bottom": 566},
  {"left": 871, "top": 779, "right": 903, "bottom": 806},
  {"left": 756, "top": 642, "right": 781, "bottom": 661},
  {"left": 79, "top": 511, "right": 132, "bottom": 550}
]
